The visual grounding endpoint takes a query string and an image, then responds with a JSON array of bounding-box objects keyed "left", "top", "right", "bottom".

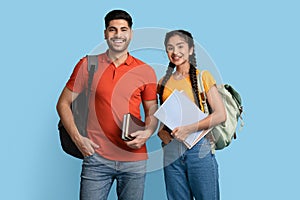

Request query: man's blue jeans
[
  {"left": 80, "top": 153, "right": 146, "bottom": 200},
  {"left": 163, "top": 138, "right": 219, "bottom": 200}
]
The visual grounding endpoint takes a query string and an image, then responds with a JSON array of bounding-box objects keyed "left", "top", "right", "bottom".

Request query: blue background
[{"left": 1, "top": 0, "right": 299, "bottom": 199}]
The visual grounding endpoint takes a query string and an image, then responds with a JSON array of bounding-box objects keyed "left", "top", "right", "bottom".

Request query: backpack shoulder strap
[
  {"left": 87, "top": 55, "right": 98, "bottom": 73},
  {"left": 82, "top": 55, "right": 98, "bottom": 134},
  {"left": 197, "top": 70, "right": 209, "bottom": 114},
  {"left": 86, "top": 55, "right": 98, "bottom": 91}
]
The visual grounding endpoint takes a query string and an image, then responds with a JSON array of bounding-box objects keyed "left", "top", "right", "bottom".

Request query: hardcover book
[{"left": 122, "top": 113, "right": 145, "bottom": 141}]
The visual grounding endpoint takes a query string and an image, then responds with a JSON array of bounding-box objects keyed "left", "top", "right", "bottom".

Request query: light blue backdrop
[{"left": 1, "top": 0, "right": 299, "bottom": 199}]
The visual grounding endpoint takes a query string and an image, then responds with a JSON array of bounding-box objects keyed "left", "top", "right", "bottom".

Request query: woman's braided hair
[{"left": 158, "top": 30, "right": 201, "bottom": 108}]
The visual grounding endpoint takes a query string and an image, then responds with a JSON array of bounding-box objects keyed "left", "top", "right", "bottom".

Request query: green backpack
[{"left": 197, "top": 71, "right": 244, "bottom": 150}]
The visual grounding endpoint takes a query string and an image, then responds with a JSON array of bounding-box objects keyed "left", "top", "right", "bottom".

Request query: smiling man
[{"left": 56, "top": 9, "right": 158, "bottom": 200}]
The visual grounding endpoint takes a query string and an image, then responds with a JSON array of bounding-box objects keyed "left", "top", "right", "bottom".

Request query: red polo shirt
[{"left": 66, "top": 52, "right": 157, "bottom": 161}]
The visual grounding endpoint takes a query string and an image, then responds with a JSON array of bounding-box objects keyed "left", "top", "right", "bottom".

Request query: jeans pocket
[
  {"left": 198, "top": 141, "right": 212, "bottom": 159},
  {"left": 83, "top": 153, "right": 96, "bottom": 160}
]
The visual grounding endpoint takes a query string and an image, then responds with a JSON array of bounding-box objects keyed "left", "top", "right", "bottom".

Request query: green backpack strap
[{"left": 197, "top": 70, "right": 209, "bottom": 114}]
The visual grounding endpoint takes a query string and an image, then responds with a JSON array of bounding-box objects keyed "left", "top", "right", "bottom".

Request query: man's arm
[
  {"left": 126, "top": 99, "right": 158, "bottom": 149},
  {"left": 56, "top": 87, "right": 99, "bottom": 156}
]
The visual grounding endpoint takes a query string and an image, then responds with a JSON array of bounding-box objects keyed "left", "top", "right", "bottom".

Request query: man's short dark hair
[{"left": 104, "top": 9, "right": 133, "bottom": 29}]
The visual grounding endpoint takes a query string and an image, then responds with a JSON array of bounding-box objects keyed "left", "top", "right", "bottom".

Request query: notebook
[{"left": 154, "top": 90, "right": 211, "bottom": 149}]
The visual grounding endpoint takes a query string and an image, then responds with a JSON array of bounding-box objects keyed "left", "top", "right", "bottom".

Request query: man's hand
[
  {"left": 125, "top": 129, "right": 152, "bottom": 149},
  {"left": 75, "top": 136, "right": 99, "bottom": 157}
]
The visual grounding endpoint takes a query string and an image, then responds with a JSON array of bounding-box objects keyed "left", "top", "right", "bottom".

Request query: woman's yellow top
[{"left": 161, "top": 70, "right": 216, "bottom": 111}]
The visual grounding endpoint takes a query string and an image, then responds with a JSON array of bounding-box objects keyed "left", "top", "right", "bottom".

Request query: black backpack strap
[
  {"left": 87, "top": 54, "right": 98, "bottom": 73},
  {"left": 82, "top": 55, "right": 98, "bottom": 136},
  {"left": 87, "top": 55, "right": 98, "bottom": 97}
]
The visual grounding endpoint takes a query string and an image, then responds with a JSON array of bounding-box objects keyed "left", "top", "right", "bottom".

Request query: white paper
[{"left": 154, "top": 90, "right": 210, "bottom": 148}]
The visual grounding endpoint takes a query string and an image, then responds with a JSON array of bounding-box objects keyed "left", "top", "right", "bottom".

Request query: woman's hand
[{"left": 171, "top": 125, "right": 194, "bottom": 142}]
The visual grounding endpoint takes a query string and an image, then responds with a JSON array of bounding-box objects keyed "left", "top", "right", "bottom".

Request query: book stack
[{"left": 122, "top": 113, "right": 145, "bottom": 141}]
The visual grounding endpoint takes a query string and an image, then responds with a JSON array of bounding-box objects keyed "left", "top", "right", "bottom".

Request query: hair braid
[
  {"left": 189, "top": 52, "right": 201, "bottom": 109},
  {"left": 189, "top": 51, "right": 197, "bottom": 70},
  {"left": 158, "top": 62, "right": 175, "bottom": 105}
]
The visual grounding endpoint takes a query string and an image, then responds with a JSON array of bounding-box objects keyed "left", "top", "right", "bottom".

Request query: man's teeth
[{"left": 113, "top": 39, "right": 124, "bottom": 43}]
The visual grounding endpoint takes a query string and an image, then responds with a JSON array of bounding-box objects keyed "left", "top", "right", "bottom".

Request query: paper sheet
[{"left": 154, "top": 90, "right": 210, "bottom": 148}]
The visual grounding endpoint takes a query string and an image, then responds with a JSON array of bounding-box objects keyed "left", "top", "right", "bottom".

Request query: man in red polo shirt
[{"left": 56, "top": 9, "right": 158, "bottom": 200}]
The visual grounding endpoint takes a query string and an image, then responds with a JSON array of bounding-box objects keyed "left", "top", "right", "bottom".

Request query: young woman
[{"left": 157, "top": 30, "right": 226, "bottom": 200}]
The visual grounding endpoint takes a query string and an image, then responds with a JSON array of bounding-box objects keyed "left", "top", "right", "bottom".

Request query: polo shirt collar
[
  {"left": 101, "top": 50, "right": 133, "bottom": 66},
  {"left": 100, "top": 51, "right": 111, "bottom": 63},
  {"left": 124, "top": 53, "right": 133, "bottom": 66}
]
